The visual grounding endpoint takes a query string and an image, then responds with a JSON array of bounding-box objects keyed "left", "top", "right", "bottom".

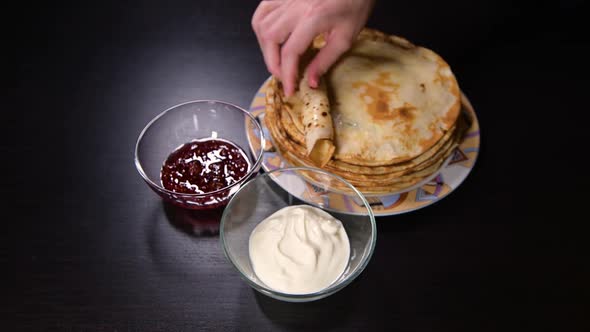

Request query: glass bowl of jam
[{"left": 135, "top": 100, "right": 264, "bottom": 210}]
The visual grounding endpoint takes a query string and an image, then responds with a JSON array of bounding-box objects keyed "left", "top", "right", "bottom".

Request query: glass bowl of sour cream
[
  {"left": 135, "top": 100, "right": 264, "bottom": 210},
  {"left": 220, "top": 167, "right": 376, "bottom": 302}
]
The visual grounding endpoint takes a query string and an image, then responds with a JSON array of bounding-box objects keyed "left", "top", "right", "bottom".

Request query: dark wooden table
[{"left": 4, "top": 0, "right": 589, "bottom": 330}]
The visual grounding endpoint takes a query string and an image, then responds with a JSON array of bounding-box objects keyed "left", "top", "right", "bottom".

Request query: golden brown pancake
[{"left": 264, "top": 28, "right": 465, "bottom": 195}]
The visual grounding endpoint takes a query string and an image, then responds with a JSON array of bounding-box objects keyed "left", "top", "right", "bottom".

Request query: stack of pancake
[{"left": 265, "top": 29, "right": 468, "bottom": 195}]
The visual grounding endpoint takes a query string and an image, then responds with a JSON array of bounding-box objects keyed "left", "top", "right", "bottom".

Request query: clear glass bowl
[
  {"left": 134, "top": 100, "right": 264, "bottom": 210},
  {"left": 220, "top": 167, "right": 377, "bottom": 302}
]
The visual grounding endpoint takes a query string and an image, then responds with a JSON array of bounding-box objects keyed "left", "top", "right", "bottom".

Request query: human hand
[{"left": 252, "top": 0, "right": 375, "bottom": 96}]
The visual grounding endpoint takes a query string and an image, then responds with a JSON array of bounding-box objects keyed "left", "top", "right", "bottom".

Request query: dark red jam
[{"left": 161, "top": 138, "right": 251, "bottom": 194}]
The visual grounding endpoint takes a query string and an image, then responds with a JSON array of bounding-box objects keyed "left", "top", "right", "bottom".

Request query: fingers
[
  {"left": 280, "top": 19, "right": 326, "bottom": 96},
  {"left": 251, "top": 0, "right": 281, "bottom": 28},
  {"left": 260, "top": 3, "right": 304, "bottom": 79},
  {"left": 252, "top": 1, "right": 284, "bottom": 78},
  {"left": 260, "top": 42, "right": 282, "bottom": 78},
  {"left": 252, "top": 0, "right": 363, "bottom": 96},
  {"left": 306, "top": 30, "right": 353, "bottom": 88}
]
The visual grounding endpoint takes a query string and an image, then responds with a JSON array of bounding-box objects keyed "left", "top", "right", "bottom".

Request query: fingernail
[
  {"left": 272, "top": 69, "right": 280, "bottom": 80},
  {"left": 309, "top": 76, "right": 318, "bottom": 89}
]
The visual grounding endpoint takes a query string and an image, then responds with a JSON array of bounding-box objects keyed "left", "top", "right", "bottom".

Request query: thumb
[{"left": 306, "top": 35, "right": 352, "bottom": 88}]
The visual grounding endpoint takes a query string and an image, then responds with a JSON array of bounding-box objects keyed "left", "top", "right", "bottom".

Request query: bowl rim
[
  {"left": 134, "top": 99, "right": 265, "bottom": 197},
  {"left": 219, "top": 166, "right": 377, "bottom": 300}
]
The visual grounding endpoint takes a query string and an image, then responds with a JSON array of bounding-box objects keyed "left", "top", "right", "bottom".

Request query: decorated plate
[{"left": 245, "top": 78, "right": 480, "bottom": 217}]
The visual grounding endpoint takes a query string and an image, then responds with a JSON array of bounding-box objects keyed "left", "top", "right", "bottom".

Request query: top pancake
[{"left": 272, "top": 29, "right": 461, "bottom": 166}]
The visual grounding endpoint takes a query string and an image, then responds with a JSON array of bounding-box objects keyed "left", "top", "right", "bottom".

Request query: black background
[{"left": 3, "top": 0, "right": 589, "bottom": 331}]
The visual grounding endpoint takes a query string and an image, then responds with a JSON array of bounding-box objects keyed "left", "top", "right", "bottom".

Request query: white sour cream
[{"left": 249, "top": 205, "right": 350, "bottom": 294}]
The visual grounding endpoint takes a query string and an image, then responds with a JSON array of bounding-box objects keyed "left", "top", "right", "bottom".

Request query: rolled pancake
[
  {"left": 298, "top": 72, "right": 335, "bottom": 167},
  {"left": 271, "top": 77, "right": 335, "bottom": 166},
  {"left": 279, "top": 100, "right": 306, "bottom": 145},
  {"left": 282, "top": 95, "right": 305, "bottom": 135}
]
